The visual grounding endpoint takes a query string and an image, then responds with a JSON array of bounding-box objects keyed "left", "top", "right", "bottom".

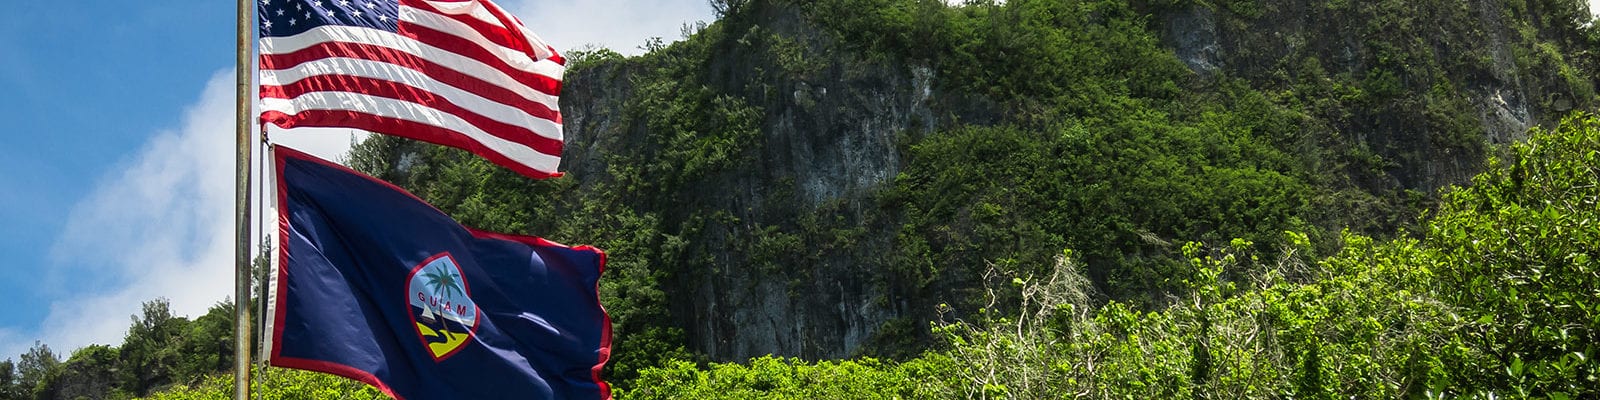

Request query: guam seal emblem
[{"left": 406, "top": 253, "right": 480, "bottom": 361}]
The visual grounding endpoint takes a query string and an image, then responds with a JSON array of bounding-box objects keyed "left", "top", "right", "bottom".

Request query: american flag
[{"left": 258, "top": 0, "right": 566, "bottom": 178}]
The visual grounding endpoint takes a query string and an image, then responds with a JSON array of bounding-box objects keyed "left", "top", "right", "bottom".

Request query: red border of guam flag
[{"left": 268, "top": 146, "right": 611, "bottom": 400}]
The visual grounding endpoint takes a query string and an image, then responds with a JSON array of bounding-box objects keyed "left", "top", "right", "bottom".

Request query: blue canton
[{"left": 259, "top": 0, "right": 400, "bottom": 38}]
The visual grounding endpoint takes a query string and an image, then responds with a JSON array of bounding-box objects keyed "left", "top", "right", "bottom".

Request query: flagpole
[{"left": 234, "top": 0, "right": 255, "bottom": 398}]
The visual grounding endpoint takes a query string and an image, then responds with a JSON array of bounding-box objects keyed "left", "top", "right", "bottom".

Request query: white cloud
[
  {"left": 37, "top": 71, "right": 238, "bottom": 358},
  {"left": 504, "top": 0, "right": 715, "bottom": 55},
  {"left": 12, "top": 70, "right": 364, "bottom": 361},
  {"left": 271, "top": 126, "right": 368, "bottom": 164}
]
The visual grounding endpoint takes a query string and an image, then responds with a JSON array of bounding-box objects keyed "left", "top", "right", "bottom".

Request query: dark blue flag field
[{"left": 269, "top": 146, "right": 611, "bottom": 400}]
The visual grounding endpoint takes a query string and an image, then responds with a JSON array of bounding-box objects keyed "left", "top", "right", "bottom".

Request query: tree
[
  {"left": 1424, "top": 113, "right": 1600, "bottom": 396},
  {"left": 708, "top": 0, "right": 750, "bottom": 17},
  {"left": 0, "top": 359, "right": 21, "bottom": 400},
  {"left": 174, "top": 301, "right": 235, "bottom": 385},
  {"left": 16, "top": 341, "right": 59, "bottom": 400},
  {"left": 119, "top": 299, "right": 190, "bottom": 396},
  {"left": 49, "top": 345, "right": 121, "bottom": 400}
]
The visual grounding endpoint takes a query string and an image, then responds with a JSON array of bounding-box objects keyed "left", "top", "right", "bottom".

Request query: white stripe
[
  {"left": 262, "top": 160, "right": 280, "bottom": 360},
  {"left": 262, "top": 144, "right": 287, "bottom": 359},
  {"left": 420, "top": 0, "right": 557, "bottom": 60},
  {"left": 422, "top": 0, "right": 508, "bottom": 29},
  {"left": 401, "top": 5, "right": 564, "bottom": 79},
  {"left": 262, "top": 57, "right": 562, "bottom": 140},
  {"left": 260, "top": 25, "right": 560, "bottom": 109},
  {"left": 262, "top": 94, "right": 561, "bottom": 173}
]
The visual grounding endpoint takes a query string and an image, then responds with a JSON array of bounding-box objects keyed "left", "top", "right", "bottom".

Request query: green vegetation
[
  {"left": 139, "top": 367, "right": 382, "bottom": 400},
  {"left": 9, "top": 0, "right": 1597, "bottom": 398},
  {"left": 632, "top": 113, "right": 1600, "bottom": 399},
  {"left": 0, "top": 300, "right": 241, "bottom": 400},
  {"left": 333, "top": 0, "right": 1597, "bottom": 395}
]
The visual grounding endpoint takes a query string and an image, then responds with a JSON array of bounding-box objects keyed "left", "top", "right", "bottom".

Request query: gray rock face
[
  {"left": 1151, "top": 1, "right": 1587, "bottom": 194},
  {"left": 555, "top": 0, "right": 1591, "bottom": 362},
  {"left": 560, "top": 6, "right": 940, "bottom": 360},
  {"left": 690, "top": 54, "right": 929, "bottom": 360},
  {"left": 1164, "top": 5, "right": 1221, "bottom": 76}
]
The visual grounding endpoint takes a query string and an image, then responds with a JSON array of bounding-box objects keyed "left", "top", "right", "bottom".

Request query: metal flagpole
[{"left": 234, "top": 0, "right": 255, "bottom": 398}]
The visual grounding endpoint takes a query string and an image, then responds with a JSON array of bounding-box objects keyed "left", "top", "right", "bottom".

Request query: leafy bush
[
  {"left": 1423, "top": 113, "right": 1600, "bottom": 396},
  {"left": 636, "top": 113, "right": 1600, "bottom": 399},
  {"left": 140, "top": 366, "right": 383, "bottom": 400},
  {"left": 626, "top": 355, "right": 959, "bottom": 399}
]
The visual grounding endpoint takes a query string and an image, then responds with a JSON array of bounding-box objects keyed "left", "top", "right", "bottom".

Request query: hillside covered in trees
[{"left": 5, "top": 0, "right": 1598, "bottom": 398}]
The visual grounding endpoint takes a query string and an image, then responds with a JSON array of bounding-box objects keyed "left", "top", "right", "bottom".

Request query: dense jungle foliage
[
  {"left": 5, "top": 0, "right": 1597, "bottom": 399},
  {"left": 624, "top": 113, "right": 1600, "bottom": 399}
]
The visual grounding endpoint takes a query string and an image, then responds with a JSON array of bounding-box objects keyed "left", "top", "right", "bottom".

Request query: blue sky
[{"left": 0, "top": 0, "right": 712, "bottom": 360}]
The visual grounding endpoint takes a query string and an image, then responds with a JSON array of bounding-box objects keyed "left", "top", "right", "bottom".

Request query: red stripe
[
  {"left": 398, "top": 20, "right": 563, "bottom": 94},
  {"left": 264, "top": 110, "right": 561, "bottom": 178},
  {"left": 260, "top": 75, "right": 562, "bottom": 155},
  {"left": 511, "top": 9, "right": 567, "bottom": 67},
  {"left": 260, "top": 40, "right": 561, "bottom": 100},
  {"left": 257, "top": 48, "right": 563, "bottom": 121},
  {"left": 409, "top": 0, "right": 566, "bottom": 67},
  {"left": 401, "top": 0, "right": 532, "bottom": 58},
  {"left": 259, "top": 0, "right": 566, "bottom": 180}
]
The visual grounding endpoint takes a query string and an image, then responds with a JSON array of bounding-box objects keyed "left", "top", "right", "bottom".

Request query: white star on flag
[{"left": 257, "top": 0, "right": 569, "bottom": 179}]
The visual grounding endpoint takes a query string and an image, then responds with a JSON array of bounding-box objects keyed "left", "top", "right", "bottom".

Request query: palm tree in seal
[{"left": 423, "top": 265, "right": 466, "bottom": 341}]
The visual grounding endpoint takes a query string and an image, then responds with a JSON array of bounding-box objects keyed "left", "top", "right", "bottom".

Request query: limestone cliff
[{"left": 359, "top": 0, "right": 1597, "bottom": 363}]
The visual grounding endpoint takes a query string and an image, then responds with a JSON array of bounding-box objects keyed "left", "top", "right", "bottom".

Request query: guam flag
[{"left": 268, "top": 146, "right": 611, "bottom": 399}]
